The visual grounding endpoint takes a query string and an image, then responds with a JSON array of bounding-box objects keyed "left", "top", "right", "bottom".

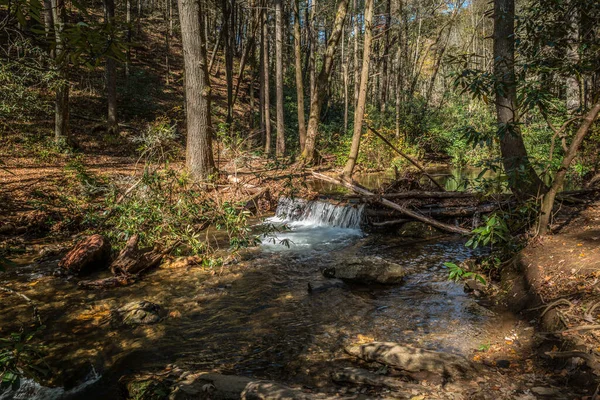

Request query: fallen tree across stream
[{"left": 312, "top": 172, "right": 470, "bottom": 234}]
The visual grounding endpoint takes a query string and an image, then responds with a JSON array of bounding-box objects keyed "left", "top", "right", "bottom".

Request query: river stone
[
  {"left": 119, "top": 300, "right": 161, "bottom": 325},
  {"left": 321, "top": 256, "right": 405, "bottom": 284},
  {"left": 58, "top": 234, "right": 111, "bottom": 275}
]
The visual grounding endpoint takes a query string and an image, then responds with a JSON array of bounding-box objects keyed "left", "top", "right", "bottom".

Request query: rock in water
[
  {"left": 119, "top": 301, "right": 161, "bottom": 325},
  {"left": 58, "top": 234, "right": 111, "bottom": 275},
  {"left": 321, "top": 256, "right": 404, "bottom": 284},
  {"left": 345, "top": 342, "right": 478, "bottom": 380}
]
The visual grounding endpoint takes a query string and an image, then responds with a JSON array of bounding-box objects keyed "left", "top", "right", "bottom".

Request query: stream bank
[{"left": 0, "top": 196, "right": 596, "bottom": 399}]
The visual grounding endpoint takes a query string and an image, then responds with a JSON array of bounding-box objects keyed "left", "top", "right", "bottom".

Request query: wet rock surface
[
  {"left": 118, "top": 300, "right": 161, "bottom": 325},
  {"left": 321, "top": 256, "right": 405, "bottom": 284}
]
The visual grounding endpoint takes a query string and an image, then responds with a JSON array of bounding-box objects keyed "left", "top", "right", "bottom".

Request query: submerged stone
[
  {"left": 321, "top": 256, "right": 405, "bottom": 284},
  {"left": 119, "top": 300, "right": 161, "bottom": 325}
]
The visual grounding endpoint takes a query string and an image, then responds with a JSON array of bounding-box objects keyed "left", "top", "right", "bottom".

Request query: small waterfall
[{"left": 272, "top": 197, "right": 364, "bottom": 229}]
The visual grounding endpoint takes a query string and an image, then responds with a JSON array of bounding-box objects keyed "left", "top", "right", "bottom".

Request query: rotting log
[
  {"left": 345, "top": 342, "right": 478, "bottom": 380},
  {"left": 312, "top": 172, "right": 470, "bottom": 234},
  {"left": 79, "top": 235, "right": 177, "bottom": 290},
  {"left": 110, "top": 234, "right": 166, "bottom": 275}
]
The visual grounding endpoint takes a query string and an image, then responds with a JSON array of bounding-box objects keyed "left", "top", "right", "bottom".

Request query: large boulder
[
  {"left": 321, "top": 256, "right": 405, "bottom": 284},
  {"left": 58, "top": 234, "right": 111, "bottom": 275}
]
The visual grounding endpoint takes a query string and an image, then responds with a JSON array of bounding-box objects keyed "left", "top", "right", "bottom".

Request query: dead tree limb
[
  {"left": 365, "top": 123, "right": 445, "bottom": 191},
  {"left": 312, "top": 172, "right": 469, "bottom": 234}
]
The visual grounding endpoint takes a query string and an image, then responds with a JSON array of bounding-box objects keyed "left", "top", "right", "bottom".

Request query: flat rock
[
  {"left": 321, "top": 256, "right": 404, "bottom": 284},
  {"left": 345, "top": 342, "right": 478, "bottom": 380},
  {"left": 58, "top": 234, "right": 111, "bottom": 275},
  {"left": 172, "top": 373, "right": 344, "bottom": 400}
]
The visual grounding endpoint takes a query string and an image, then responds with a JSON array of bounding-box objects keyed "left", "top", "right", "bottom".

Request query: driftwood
[
  {"left": 345, "top": 342, "right": 478, "bottom": 380},
  {"left": 365, "top": 124, "right": 445, "bottom": 191},
  {"left": 110, "top": 234, "right": 166, "bottom": 275},
  {"left": 312, "top": 172, "right": 469, "bottom": 234}
]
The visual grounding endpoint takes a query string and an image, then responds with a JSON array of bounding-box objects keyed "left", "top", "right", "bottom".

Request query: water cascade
[
  {"left": 270, "top": 197, "right": 364, "bottom": 229},
  {"left": 262, "top": 197, "right": 364, "bottom": 251}
]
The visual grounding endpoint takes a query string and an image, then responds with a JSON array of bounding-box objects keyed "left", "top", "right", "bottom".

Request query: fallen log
[
  {"left": 344, "top": 342, "right": 478, "bottom": 380},
  {"left": 366, "top": 203, "right": 500, "bottom": 219},
  {"left": 312, "top": 172, "right": 470, "bottom": 234}
]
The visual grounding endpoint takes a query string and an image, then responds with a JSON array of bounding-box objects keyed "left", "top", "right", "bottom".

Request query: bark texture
[
  {"left": 301, "top": 0, "right": 350, "bottom": 163},
  {"left": 178, "top": 0, "right": 216, "bottom": 179},
  {"left": 342, "top": 0, "right": 373, "bottom": 178},
  {"left": 493, "top": 0, "right": 544, "bottom": 197}
]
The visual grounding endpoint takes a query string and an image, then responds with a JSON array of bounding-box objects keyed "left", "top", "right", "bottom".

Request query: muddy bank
[{"left": 502, "top": 197, "right": 600, "bottom": 388}]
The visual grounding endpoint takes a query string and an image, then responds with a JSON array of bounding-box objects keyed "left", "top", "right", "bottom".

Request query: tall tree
[
  {"left": 177, "top": 0, "right": 216, "bottom": 179},
  {"left": 261, "top": 2, "right": 272, "bottom": 155},
  {"left": 275, "top": 0, "right": 285, "bottom": 156},
  {"left": 293, "top": 0, "right": 307, "bottom": 151},
  {"left": 104, "top": 0, "right": 118, "bottom": 133},
  {"left": 301, "top": 0, "right": 351, "bottom": 163},
  {"left": 342, "top": 0, "right": 373, "bottom": 179},
  {"left": 50, "top": 0, "right": 69, "bottom": 142},
  {"left": 493, "top": 0, "right": 544, "bottom": 196}
]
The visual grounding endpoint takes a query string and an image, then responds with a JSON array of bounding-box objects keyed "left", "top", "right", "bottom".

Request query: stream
[{"left": 0, "top": 187, "right": 561, "bottom": 399}]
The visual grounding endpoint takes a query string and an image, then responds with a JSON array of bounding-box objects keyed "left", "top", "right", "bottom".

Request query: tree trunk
[
  {"left": 537, "top": 103, "right": 600, "bottom": 235},
  {"left": 126, "top": 0, "right": 132, "bottom": 77},
  {"left": 309, "top": 0, "right": 318, "bottom": 100},
  {"left": 262, "top": 3, "right": 272, "bottom": 155},
  {"left": 293, "top": 0, "right": 307, "bottom": 151},
  {"left": 51, "top": 0, "right": 69, "bottom": 143},
  {"left": 380, "top": 0, "right": 391, "bottom": 112},
  {"left": 342, "top": 0, "right": 373, "bottom": 179},
  {"left": 178, "top": 0, "right": 216, "bottom": 179},
  {"left": 275, "top": 0, "right": 286, "bottom": 157},
  {"left": 353, "top": 0, "right": 360, "bottom": 108},
  {"left": 493, "top": 0, "right": 544, "bottom": 197},
  {"left": 221, "top": 0, "right": 234, "bottom": 124},
  {"left": 301, "top": 0, "right": 350, "bottom": 163},
  {"left": 104, "top": 0, "right": 118, "bottom": 132}
]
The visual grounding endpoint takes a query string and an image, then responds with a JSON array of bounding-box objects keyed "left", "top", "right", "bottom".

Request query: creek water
[{"left": 0, "top": 196, "right": 516, "bottom": 399}]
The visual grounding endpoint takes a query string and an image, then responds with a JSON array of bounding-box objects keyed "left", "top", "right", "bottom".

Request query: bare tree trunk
[
  {"left": 342, "top": 28, "right": 349, "bottom": 135},
  {"left": 493, "top": 0, "right": 544, "bottom": 197},
  {"left": 221, "top": 0, "right": 234, "bottom": 123},
  {"left": 126, "top": 0, "right": 132, "bottom": 77},
  {"left": 301, "top": 0, "right": 351, "bottom": 163},
  {"left": 353, "top": 0, "right": 360, "bottom": 108},
  {"left": 309, "top": 0, "right": 318, "bottom": 99},
  {"left": 342, "top": 0, "right": 373, "bottom": 179},
  {"left": 51, "top": 0, "right": 69, "bottom": 143},
  {"left": 380, "top": 0, "right": 391, "bottom": 112},
  {"left": 104, "top": 0, "right": 118, "bottom": 132},
  {"left": 293, "top": 0, "right": 307, "bottom": 151},
  {"left": 538, "top": 103, "right": 600, "bottom": 235},
  {"left": 178, "top": 0, "right": 216, "bottom": 179},
  {"left": 262, "top": 3, "right": 272, "bottom": 155},
  {"left": 275, "top": 0, "right": 286, "bottom": 156},
  {"left": 136, "top": 0, "right": 142, "bottom": 36}
]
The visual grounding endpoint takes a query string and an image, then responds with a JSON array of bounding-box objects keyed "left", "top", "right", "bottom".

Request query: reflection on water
[{"left": 308, "top": 166, "right": 493, "bottom": 194}]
